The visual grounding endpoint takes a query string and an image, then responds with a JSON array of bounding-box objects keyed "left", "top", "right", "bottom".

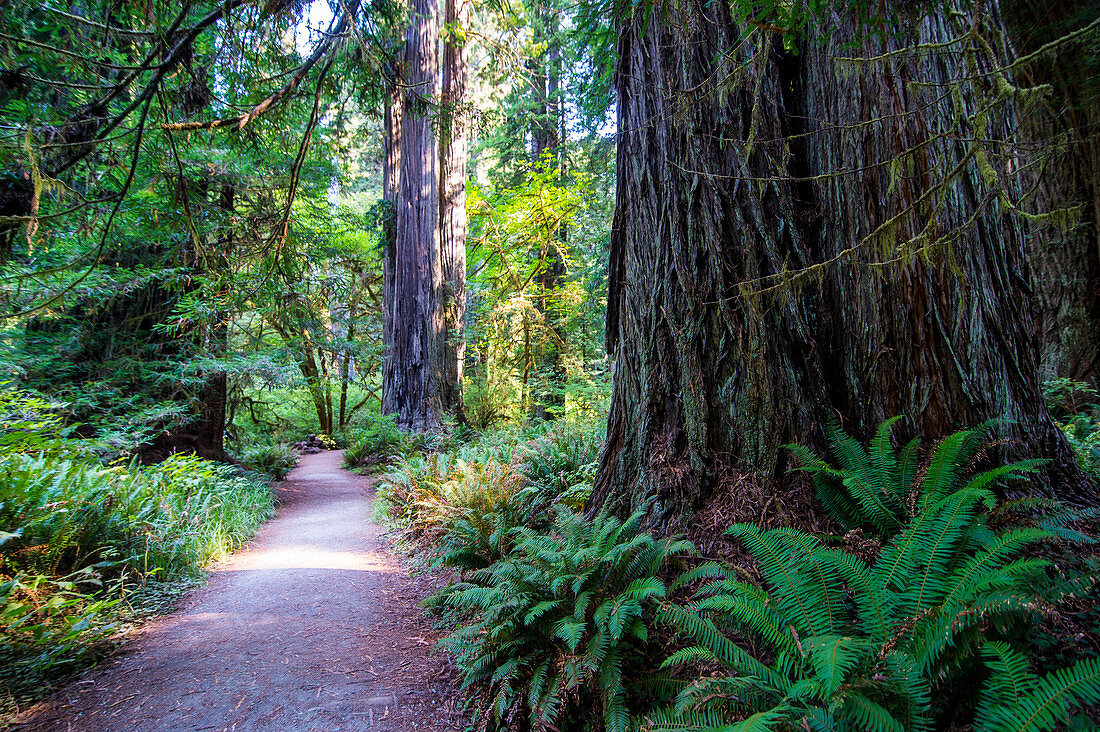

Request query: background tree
[
  {"left": 1002, "top": 0, "right": 1100, "bottom": 388},
  {"left": 439, "top": 0, "right": 471, "bottom": 420},
  {"left": 381, "top": 0, "right": 447, "bottom": 431}
]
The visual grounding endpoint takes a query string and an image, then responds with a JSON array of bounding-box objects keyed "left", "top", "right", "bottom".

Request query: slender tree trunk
[
  {"left": 529, "top": 4, "right": 567, "bottom": 420},
  {"left": 382, "top": 0, "right": 446, "bottom": 432},
  {"left": 592, "top": 1, "right": 1093, "bottom": 529},
  {"left": 192, "top": 182, "right": 234, "bottom": 461},
  {"left": 439, "top": 0, "right": 470, "bottom": 421},
  {"left": 1002, "top": 0, "right": 1100, "bottom": 387}
]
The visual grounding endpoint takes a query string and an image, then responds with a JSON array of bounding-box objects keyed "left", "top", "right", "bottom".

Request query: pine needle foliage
[
  {"left": 647, "top": 473, "right": 1095, "bottom": 731},
  {"left": 787, "top": 417, "right": 1046, "bottom": 538},
  {"left": 432, "top": 508, "right": 693, "bottom": 732}
]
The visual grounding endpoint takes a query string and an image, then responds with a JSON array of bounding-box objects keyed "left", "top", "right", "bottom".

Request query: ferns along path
[{"left": 13, "top": 451, "right": 469, "bottom": 732}]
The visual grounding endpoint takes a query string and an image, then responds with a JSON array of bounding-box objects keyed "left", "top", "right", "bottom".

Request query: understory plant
[
  {"left": 233, "top": 441, "right": 299, "bottom": 480},
  {"left": 1042, "top": 379, "right": 1100, "bottom": 479},
  {"left": 343, "top": 414, "right": 438, "bottom": 470},
  {"left": 0, "top": 390, "right": 276, "bottom": 711},
  {"left": 432, "top": 508, "right": 693, "bottom": 732},
  {"left": 643, "top": 421, "right": 1098, "bottom": 731},
  {"left": 377, "top": 424, "right": 601, "bottom": 565}
]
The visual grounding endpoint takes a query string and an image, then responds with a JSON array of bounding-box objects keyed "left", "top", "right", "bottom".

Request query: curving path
[{"left": 15, "top": 451, "right": 468, "bottom": 732}]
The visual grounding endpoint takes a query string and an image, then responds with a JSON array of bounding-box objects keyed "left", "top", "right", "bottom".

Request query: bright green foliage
[
  {"left": 649, "top": 476, "right": 1093, "bottom": 730},
  {"left": 0, "top": 394, "right": 275, "bottom": 707},
  {"left": 466, "top": 159, "right": 605, "bottom": 423},
  {"left": 514, "top": 424, "right": 601, "bottom": 503},
  {"left": 432, "top": 509, "right": 692, "bottom": 732},
  {"left": 343, "top": 414, "right": 435, "bottom": 469},
  {"left": 1, "top": 451, "right": 273, "bottom": 580},
  {"left": 1043, "top": 380, "right": 1100, "bottom": 479},
  {"left": 376, "top": 424, "right": 603, "bottom": 567},
  {"left": 787, "top": 417, "right": 1045, "bottom": 537},
  {"left": 235, "top": 442, "right": 299, "bottom": 481}
]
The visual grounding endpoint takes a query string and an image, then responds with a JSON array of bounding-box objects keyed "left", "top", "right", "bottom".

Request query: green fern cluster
[
  {"left": 432, "top": 508, "right": 692, "bottom": 732},
  {"left": 644, "top": 423, "right": 1098, "bottom": 732},
  {"left": 514, "top": 426, "right": 602, "bottom": 507},
  {"left": 378, "top": 427, "right": 598, "bottom": 568},
  {"left": 787, "top": 417, "right": 1045, "bottom": 537}
]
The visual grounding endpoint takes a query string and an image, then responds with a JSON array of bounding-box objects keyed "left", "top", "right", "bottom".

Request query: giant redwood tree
[
  {"left": 1003, "top": 0, "right": 1100, "bottom": 387},
  {"left": 591, "top": 0, "right": 1094, "bottom": 526},
  {"left": 382, "top": 0, "right": 447, "bottom": 431},
  {"left": 439, "top": 0, "right": 471, "bottom": 419}
]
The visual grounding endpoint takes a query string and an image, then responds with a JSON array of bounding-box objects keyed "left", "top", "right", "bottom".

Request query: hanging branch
[
  {"left": 161, "top": 2, "right": 359, "bottom": 132},
  {"left": 49, "top": 0, "right": 254, "bottom": 177}
]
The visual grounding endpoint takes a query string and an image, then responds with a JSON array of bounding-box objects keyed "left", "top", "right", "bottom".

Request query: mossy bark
[{"left": 592, "top": 1, "right": 1093, "bottom": 527}]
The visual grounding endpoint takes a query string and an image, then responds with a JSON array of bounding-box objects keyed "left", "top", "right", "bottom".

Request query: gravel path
[{"left": 14, "top": 450, "right": 469, "bottom": 732}]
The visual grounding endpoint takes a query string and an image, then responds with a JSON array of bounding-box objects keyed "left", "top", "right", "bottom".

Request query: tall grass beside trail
[{"left": 0, "top": 391, "right": 276, "bottom": 716}]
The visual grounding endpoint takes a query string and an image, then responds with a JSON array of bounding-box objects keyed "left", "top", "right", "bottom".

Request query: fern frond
[
  {"left": 978, "top": 655, "right": 1100, "bottom": 732},
  {"left": 670, "top": 561, "right": 735, "bottom": 592},
  {"left": 836, "top": 693, "right": 905, "bottom": 732},
  {"left": 977, "top": 641, "right": 1038, "bottom": 717},
  {"left": 804, "top": 635, "right": 872, "bottom": 697}
]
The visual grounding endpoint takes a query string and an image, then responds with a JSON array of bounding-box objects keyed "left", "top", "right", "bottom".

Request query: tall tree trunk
[
  {"left": 529, "top": 4, "right": 567, "bottom": 420},
  {"left": 191, "top": 182, "right": 234, "bottom": 461},
  {"left": 591, "top": 1, "right": 1093, "bottom": 529},
  {"left": 382, "top": 0, "right": 446, "bottom": 432},
  {"left": 1002, "top": 0, "right": 1100, "bottom": 387},
  {"left": 383, "top": 71, "right": 402, "bottom": 417},
  {"left": 439, "top": 0, "right": 470, "bottom": 421}
]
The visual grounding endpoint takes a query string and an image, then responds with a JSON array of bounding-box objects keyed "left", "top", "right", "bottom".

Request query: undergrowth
[
  {"left": 0, "top": 389, "right": 276, "bottom": 716},
  {"left": 383, "top": 416, "right": 1098, "bottom": 732}
]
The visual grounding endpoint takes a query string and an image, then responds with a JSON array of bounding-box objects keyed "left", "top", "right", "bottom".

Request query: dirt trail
[{"left": 15, "top": 450, "right": 469, "bottom": 732}]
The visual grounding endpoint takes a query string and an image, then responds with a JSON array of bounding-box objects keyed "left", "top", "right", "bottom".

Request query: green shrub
[
  {"left": 432, "top": 509, "right": 693, "bottom": 732},
  {"left": 343, "top": 415, "right": 431, "bottom": 469},
  {"left": 1, "top": 571, "right": 121, "bottom": 700},
  {"left": 0, "top": 422, "right": 275, "bottom": 711},
  {"left": 515, "top": 425, "right": 601, "bottom": 506},
  {"left": 237, "top": 442, "right": 298, "bottom": 480},
  {"left": 379, "top": 449, "right": 530, "bottom": 558},
  {"left": 787, "top": 417, "right": 1045, "bottom": 538},
  {"left": 1042, "top": 379, "right": 1100, "bottom": 479}
]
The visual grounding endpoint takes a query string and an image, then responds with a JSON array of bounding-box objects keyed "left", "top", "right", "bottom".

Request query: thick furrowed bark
[
  {"left": 381, "top": 0, "right": 445, "bottom": 432},
  {"left": 439, "top": 0, "right": 470, "bottom": 421},
  {"left": 593, "top": 0, "right": 1094, "bottom": 529},
  {"left": 1003, "top": 0, "right": 1100, "bottom": 387}
]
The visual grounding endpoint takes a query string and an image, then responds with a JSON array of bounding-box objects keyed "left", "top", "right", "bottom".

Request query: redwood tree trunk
[
  {"left": 382, "top": 0, "right": 446, "bottom": 431},
  {"left": 1002, "top": 0, "right": 1100, "bottom": 387},
  {"left": 439, "top": 0, "right": 470, "bottom": 420},
  {"left": 592, "top": 1, "right": 1093, "bottom": 528}
]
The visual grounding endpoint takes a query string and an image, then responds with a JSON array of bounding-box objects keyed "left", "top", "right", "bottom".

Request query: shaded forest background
[{"left": 3, "top": 0, "right": 1100, "bottom": 728}]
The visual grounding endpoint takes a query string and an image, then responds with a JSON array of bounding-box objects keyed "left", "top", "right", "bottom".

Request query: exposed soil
[{"left": 11, "top": 451, "right": 470, "bottom": 732}]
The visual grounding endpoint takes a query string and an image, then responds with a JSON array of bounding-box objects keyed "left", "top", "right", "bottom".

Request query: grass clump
[{"left": 0, "top": 389, "right": 275, "bottom": 715}]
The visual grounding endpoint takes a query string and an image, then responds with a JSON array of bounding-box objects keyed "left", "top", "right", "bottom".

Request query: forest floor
[{"left": 9, "top": 450, "right": 471, "bottom": 732}]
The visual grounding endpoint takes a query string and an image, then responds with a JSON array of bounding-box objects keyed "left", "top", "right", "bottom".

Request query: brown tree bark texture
[
  {"left": 1003, "top": 0, "right": 1100, "bottom": 387},
  {"left": 439, "top": 0, "right": 470, "bottom": 419},
  {"left": 592, "top": 1, "right": 1093, "bottom": 527},
  {"left": 382, "top": 0, "right": 446, "bottom": 431}
]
